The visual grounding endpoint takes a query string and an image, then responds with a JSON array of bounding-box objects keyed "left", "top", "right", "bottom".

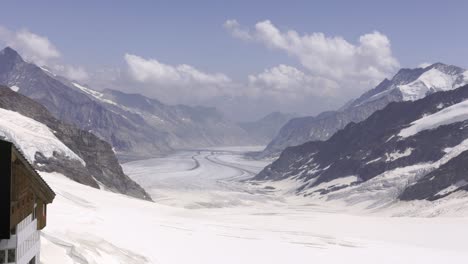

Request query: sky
[{"left": 1, "top": 0, "right": 468, "bottom": 121}]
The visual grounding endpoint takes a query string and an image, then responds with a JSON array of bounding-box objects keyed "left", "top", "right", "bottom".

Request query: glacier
[{"left": 39, "top": 147, "right": 468, "bottom": 264}]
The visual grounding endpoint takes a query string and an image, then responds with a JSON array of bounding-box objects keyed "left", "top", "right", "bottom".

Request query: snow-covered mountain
[
  {"left": 238, "top": 112, "right": 298, "bottom": 144},
  {"left": 0, "top": 47, "right": 254, "bottom": 159},
  {"left": 77, "top": 88, "right": 254, "bottom": 153},
  {"left": 348, "top": 63, "right": 467, "bottom": 106},
  {"left": 259, "top": 63, "right": 468, "bottom": 157},
  {"left": 0, "top": 85, "right": 151, "bottom": 200},
  {"left": 255, "top": 84, "right": 468, "bottom": 204}
]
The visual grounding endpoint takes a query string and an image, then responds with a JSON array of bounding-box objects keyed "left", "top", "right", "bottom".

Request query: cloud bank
[
  {"left": 225, "top": 19, "right": 399, "bottom": 98},
  {"left": 123, "top": 54, "right": 236, "bottom": 102},
  {"left": 125, "top": 54, "right": 231, "bottom": 86},
  {"left": 0, "top": 20, "right": 401, "bottom": 120},
  {"left": 247, "top": 64, "right": 338, "bottom": 99}
]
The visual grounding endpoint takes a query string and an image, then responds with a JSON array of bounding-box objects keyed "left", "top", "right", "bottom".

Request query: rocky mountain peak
[
  {"left": 427, "top": 62, "right": 465, "bottom": 75},
  {"left": 0, "top": 46, "right": 21, "bottom": 58},
  {"left": 0, "top": 46, "right": 26, "bottom": 72}
]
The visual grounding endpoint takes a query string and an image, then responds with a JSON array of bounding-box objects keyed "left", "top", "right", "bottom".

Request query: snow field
[{"left": 0, "top": 108, "right": 85, "bottom": 165}]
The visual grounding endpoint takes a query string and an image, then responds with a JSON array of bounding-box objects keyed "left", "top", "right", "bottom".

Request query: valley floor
[{"left": 40, "top": 146, "right": 468, "bottom": 264}]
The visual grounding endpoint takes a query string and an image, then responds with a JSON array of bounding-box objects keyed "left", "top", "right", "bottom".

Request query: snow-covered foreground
[{"left": 41, "top": 147, "right": 468, "bottom": 263}]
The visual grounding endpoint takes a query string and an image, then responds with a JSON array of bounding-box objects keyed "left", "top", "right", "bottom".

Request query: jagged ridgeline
[
  {"left": 259, "top": 63, "right": 468, "bottom": 158},
  {"left": 256, "top": 84, "right": 468, "bottom": 202}
]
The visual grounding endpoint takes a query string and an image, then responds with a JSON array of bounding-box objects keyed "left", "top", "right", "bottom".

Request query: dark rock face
[
  {"left": 0, "top": 86, "right": 151, "bottom": 201},
  {"left": 256, "top": 85, "right": 468, "bottom": 201},
  {"left": 400, "top": 150, "right": 468, "bottom": 201},
  {"left": 34, "top": 151, "right": 99, "bottom": 188},
  {"left": 238, "top": 112, "right": 298, "bottom": 144},
  {"left": 259, "top": 63, "right": 467, "bottom": 158}
]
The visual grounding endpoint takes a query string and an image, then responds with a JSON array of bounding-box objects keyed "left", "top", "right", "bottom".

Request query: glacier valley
[{"left": 40, "top": 146, "right": 468, "bottom": 264}]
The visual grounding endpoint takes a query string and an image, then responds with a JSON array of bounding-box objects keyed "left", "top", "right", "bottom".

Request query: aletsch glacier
[
  {"left": 1, "top": 46, "right": 468, "bottom": 263},
  {"left": 29, "top": 91, "right": 468, "bottom": 263},
  {"left": 40, "top": 148, "right": 468, "bottom": 264}
]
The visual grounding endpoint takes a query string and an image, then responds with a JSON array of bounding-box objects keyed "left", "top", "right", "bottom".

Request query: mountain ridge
[
  {"left": 255, "top": 84, "right": 468, "bottom": 204},
  {"left": 258, "top": 62, "right": 468, "bottom": 158}
]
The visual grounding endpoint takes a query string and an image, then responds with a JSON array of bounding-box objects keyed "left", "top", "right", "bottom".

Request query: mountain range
[
  {"left": 2, "top": 45, "right": 468, "bottom": 205},
  {"left": 256, "top": 84, "right": 468, "bottom": 203},
  {"left": 258, "top": 63, "right": 468, "bottom": 158},
  {"left": 0, "top": 47, "right": 281, "bottom": 160}
]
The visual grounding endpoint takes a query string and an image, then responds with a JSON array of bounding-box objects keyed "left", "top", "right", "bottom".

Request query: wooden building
[{"left": 0, "top": 140, "right": 55, "bottom": 264}]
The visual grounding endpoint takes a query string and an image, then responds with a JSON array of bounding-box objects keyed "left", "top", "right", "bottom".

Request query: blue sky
[{"left": 1, "top": 0, "right": 467, "bottom": 120}]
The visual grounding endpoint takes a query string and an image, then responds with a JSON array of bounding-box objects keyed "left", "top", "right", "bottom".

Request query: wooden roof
[{"left": 7, "top": 139, "right": 56, "bottom": 203}]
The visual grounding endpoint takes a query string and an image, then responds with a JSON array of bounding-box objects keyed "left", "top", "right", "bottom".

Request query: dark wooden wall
[
  {"left": 10, "top": 159, "right": 36, "bottom": 229},
  {"left": 36, "top": 202, "right": 47, "bottom": 230},
  {"left": 0, "top": 140, "right": 11, "bottom": 239}
]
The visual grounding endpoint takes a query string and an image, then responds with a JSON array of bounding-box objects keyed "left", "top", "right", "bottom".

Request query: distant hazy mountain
[
  {"left": 238, "top": 112, "right": 298, "bottom": 144},
  {"left": 0, "top": 85, "right": 151, "bottom": 200},
  {"left": 259, "top": 63, "right": 468, "bottom": 158},
  {"left": 0, "top": 47, "right": 254, "bottom": 159},
  {"left": 256, "top": 84, "right": 468, "bottom": 202},
  {"left": 94, "top": 89, "right": 253, "bottom": 150}
]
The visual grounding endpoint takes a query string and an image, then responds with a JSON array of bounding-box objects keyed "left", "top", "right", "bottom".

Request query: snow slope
[
  {"left": 41, "top": 147, "right": 468, "bottom": 264},
  {"left": 398, "top": 68, "right": 467, "bottom": 101},
  {"left": 72, "top": 83, "right": 118, "bottom": 106},
  {"left": 399, "top": 99, "right": 468, "bottom": 138},
  {"left": 291, "top": 138, "right": 468, "bottom": 213},
  {"left": 0, "top": 108, "right": 84, "bottom": 165}
]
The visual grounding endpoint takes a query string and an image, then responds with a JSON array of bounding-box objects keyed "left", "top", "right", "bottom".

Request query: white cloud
[
  {"left": 225, "top": 19, "right": 400, "bottom": 96},
  {"left": 123, "top": 54, "right": 336, "bottom": 105},
  {"left": 223, "top": 20, "right": 252, "bottom": 41},
  {"left": 15, "top": 29, "right": 61, "bottom": 62},
  {"left": 124, "top": 53, "right": 236, "bottom": 102},
  {"left": 0, "top": 25, "right": 89, "bottom": 82},
  {"left": 125, "top": 54, "right": 231, "bottom": 85},
  {"left": 418, "top": 62, "right": 432, "bottom": 68},
  {"left": 0, "top": 26, "right": 60, "bottom": 65},
  {"left": 53, "top": 65, "right": 90, "bottom": 81},
  {"left": 248, "top": 64, "right": 338, "bottom": 100}
]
